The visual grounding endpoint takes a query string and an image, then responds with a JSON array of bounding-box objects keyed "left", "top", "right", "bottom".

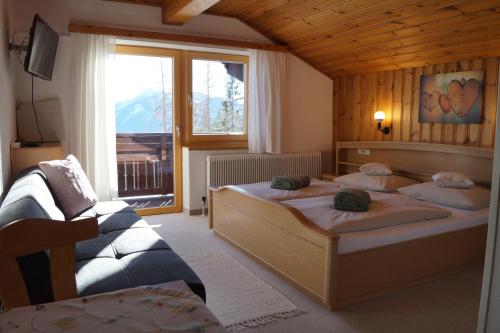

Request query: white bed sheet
[
  {"left": 337, "top": 204, "right": 489, "bottom": 254},
  {"left": 282, "top": 192, "right": 451, "bottom": 234},
  {"left": 236, "top": 179, "right": 345, "bottom": 201}
]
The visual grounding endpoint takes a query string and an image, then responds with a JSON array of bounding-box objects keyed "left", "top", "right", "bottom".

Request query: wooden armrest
[
  {"left": 0, "top": 217, "right": 98, "bottom": 309},
  {"left": 0, "top": 218, "right": 98, "bottom": 259}
]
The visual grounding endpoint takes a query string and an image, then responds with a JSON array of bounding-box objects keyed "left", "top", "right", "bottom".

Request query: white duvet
[
  {"left": 281, "top": 192, "right": 452, "bottom": 234},
  {"left": 236, "top": 179, "right": 346, "bottom": 201}
]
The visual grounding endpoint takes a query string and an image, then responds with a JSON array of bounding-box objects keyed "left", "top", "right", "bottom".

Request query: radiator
[{"left": 207, "top": 152, "right": 322, "bottom": 188}]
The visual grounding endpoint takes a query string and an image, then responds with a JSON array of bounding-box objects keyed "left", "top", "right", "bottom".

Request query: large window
[{"left": 184, "top": 51, "right": 248, "bottom": 148}]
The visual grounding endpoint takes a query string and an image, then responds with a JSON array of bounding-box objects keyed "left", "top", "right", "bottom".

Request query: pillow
[
  {"left": 398, "top": 182, "right": 490, "bottom": 210},
  {"left": 359, "top": 163, "right": 392, "bottom": 176},
  {"left": 335, "top": 172, "right": 419, "bottom": 192},
  {"left": 432, "top": 172, "right": 474, "bottom": 189},
  {"left": 39, "top": 155, "right": 98, "bottom": 218}
]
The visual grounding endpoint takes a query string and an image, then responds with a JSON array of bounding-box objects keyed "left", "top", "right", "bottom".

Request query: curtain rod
[{"left": 68, "top": 23, "right": 289, "bottom": 53}]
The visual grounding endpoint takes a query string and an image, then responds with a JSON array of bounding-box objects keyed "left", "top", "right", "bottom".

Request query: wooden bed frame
[{"left": 208, "top": 141, "right": 493, "bottom": 309}]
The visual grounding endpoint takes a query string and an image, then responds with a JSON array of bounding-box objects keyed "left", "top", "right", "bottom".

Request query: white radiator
[{"left": 207, "top": 152, "right": 322, "bottom": 188}]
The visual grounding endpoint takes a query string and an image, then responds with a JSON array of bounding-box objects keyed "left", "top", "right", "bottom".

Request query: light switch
[{"left": 357, "top": 148, "right": 371, "bottom": 155}]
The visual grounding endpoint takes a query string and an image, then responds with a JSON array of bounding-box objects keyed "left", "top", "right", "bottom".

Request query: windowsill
[{"left": 182, "top": 141, "right": 248, "bottom": 151}]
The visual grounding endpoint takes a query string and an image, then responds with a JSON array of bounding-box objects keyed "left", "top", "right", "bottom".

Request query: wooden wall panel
[{"left": 333, "top": 57, "right": 499, "bottom": 148}]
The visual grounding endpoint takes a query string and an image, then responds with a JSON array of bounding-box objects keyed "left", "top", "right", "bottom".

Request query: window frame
[
  {"left": 113, "top": 44, "right": 183, "bottom": 215},
  {"left": 183, "top": 51, "right": 249, "bottom": 149}
]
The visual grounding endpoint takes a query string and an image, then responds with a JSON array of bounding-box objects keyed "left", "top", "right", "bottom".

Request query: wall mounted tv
[{"left": 24, "top": 15, "right": 59, "bottom": 81}]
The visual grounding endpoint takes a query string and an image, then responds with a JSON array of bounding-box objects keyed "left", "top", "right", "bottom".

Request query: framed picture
[{"left": 419, "top": 70, "right": 484, "bottom": 124}]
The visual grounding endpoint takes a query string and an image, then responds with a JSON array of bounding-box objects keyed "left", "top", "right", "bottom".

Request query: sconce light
[{"left": 374, "top": 111, "right": 390, "bottom": 135}]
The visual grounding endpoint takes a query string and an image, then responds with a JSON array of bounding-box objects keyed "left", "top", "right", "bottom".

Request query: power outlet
[{"left": 357, "top": 148, "right": 371, "bottom": 155}]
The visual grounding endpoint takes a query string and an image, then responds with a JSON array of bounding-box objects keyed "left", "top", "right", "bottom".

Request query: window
[{"left": 184, "top": 51, "right": 248, "bottom": 148}]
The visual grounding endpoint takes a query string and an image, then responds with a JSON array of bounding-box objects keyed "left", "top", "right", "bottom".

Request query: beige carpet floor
[
  {"left": 145, "top": 213, "right": 483, "bottom": 333},
  {"left": 183, "top": 251, "right": 306, "bottom": 331}
]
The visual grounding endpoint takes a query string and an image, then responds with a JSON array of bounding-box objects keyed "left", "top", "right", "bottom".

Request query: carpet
[{"left": 182, "top": 250, "right": 306, "bottom": 332}]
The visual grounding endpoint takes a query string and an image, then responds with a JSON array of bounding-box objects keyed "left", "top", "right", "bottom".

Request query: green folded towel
[
  {"left": 271, "top": 175, "right": 311, "bottom": 191},
  {"left": 334, "top": 188, "right": 371, "bottom": 212}
]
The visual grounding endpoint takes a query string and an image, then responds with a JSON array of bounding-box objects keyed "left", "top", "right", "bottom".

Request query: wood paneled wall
[{"left": 332, "top": 57, "right": 499, "bottom": 147}]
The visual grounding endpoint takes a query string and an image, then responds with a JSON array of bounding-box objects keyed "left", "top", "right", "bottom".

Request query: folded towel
[
  {"left": 334, "top": 188, "right": 371, "bottom": 212},
  {"left": 271, "top": 175, "right": 311, "bottom": 191}
]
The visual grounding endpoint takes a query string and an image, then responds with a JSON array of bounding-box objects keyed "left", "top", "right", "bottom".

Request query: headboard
[{"left": 336, "top": 141, "right": 494, "bottom": 186}]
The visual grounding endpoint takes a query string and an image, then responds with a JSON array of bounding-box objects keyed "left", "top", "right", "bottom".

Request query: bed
[{"left": 208, "top": 141, "right": 493, "bottom": 309}]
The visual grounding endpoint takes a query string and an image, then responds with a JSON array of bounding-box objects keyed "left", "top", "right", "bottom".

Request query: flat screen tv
[{"left": 24, "top": 15, "right": 59, "bottom": 81}]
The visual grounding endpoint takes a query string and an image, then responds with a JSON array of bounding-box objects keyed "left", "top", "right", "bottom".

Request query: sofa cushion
[
  {"left": 75, "top": 234, "right": 115, "bottom": 261},
  {"left": 76, "top": 258, "right": 134, "bottom": 296},
  {"left": 96, "top": 212, "right": 150, "bottom": 234},
  {"left": 80, "top": 201, "right": 134, "bottom": 217},
  {"left": 0, "top": 173, "right": 65, "bottom": 223},
  {"left": 120, "top": 250, "right": 205, "bottom": 301},
  {"left": 106, "top": 228, "right": 171, "bottom": 258}
]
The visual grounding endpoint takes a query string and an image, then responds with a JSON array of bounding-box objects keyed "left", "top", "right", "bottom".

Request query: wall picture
[{"left": 419, "top": 70, "right": 483, "bottom": 124}]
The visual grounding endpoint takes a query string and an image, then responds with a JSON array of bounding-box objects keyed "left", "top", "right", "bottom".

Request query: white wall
[
  {"left": 284, "top": 54, "right": 333, "bottom": 172},
  {"left": 182, "top": 148, "right": 246, "bottom": 214},
  {"left": 0, "top": 0, "right": 16, "bottom": 194},
  {"left": 8, "top": 0, "right": 333, "bottom": 212}
]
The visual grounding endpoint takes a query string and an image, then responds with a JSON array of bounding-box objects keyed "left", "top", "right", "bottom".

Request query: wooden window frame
[{"left": 182, "top": 51, "right": 249, "bottom": 150}]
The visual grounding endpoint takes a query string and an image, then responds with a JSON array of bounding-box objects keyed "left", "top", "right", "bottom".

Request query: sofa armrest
[{"left": 0, "top": 217, "right": 98, "bottom": 309}]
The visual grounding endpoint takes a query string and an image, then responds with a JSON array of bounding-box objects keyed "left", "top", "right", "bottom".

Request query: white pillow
[
  {"left": 335, "top": 172, "right": 419, "bottom": 192},
  {"left": 359, "top": 163, "right": 392, "bottom": 176},
  {"left": 432, "top": 172, "right": 474, "bottom": 189},
  {"left": 398, "top": 182, "right": 490, "bottom": 210},
  {"left": 39, "top": 155, "right": 98, "bottom": 218}
]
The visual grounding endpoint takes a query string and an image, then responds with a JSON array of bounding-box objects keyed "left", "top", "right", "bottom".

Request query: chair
[{"left": 0, "top": 217, "right": 98, "bottom": 309}]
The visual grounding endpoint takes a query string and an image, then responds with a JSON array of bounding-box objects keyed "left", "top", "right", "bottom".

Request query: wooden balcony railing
[{"left": 116, "top": 133, "right": 173, "bottom": 198}]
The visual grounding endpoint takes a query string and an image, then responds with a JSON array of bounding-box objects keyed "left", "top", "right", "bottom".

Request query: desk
[{"left": 11, "top": 143, "right": 64, "bottom": 176}]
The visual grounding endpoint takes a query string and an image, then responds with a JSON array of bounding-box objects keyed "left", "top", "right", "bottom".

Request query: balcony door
[{"left": 112, "top": 45, "right": 181, "bottom": 215}]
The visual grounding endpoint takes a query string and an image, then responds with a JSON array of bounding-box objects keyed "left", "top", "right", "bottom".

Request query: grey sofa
[{"left": 0, "top": 168, "right": 205, "bottom": 304}]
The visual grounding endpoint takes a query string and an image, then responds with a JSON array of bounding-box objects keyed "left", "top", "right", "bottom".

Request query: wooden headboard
[{"left": 336, "top": 141, "right": 494, "bottom": 186}]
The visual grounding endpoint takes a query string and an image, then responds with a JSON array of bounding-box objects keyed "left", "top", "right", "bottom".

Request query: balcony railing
[{"left": 116, "top": 133, "right": 173, "bottom": 198}]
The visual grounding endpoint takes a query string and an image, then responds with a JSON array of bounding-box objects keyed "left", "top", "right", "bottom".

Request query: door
[{"left": 111, "top": 45, "right": 182, "bottom": 215}]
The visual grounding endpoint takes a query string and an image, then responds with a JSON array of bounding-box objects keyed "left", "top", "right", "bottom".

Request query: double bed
[{"left": 208, "top": 142, "right": 493, "bottom": 309}]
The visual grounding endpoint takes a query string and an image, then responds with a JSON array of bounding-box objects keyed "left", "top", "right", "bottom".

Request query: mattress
[
  {"left": 337, "top": 204, "right": 489, "bottom": 254},
  {"left": 236, "top": 179, "right": 345, "bottom": 201}
]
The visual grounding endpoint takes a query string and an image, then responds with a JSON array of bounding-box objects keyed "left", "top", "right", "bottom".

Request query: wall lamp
[{"left": 374, "top": 111, "right": 390, "bottom": 135}]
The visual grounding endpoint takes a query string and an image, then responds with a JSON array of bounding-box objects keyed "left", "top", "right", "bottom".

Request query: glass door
[{"left": 111, "top": 45, "right": 181, "bottom": 215}]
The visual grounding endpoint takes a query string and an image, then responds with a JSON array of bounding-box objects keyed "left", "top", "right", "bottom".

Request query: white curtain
[
  {"left": 70, "top": 34, "right": 118, "bottom": 201},
  {"left": 248, "top": 50, "right": 286, "bottom": 154}
]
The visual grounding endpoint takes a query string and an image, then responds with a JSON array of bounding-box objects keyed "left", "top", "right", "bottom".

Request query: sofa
[{"left": 0, "top": 167, "right": 205, "bottom": 305}]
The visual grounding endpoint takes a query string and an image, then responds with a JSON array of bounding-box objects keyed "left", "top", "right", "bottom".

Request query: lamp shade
[{"left": 374, "top": 111, "right": 385, "bottom": 121}]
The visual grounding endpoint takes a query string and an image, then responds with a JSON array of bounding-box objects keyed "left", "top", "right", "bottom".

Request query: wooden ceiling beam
[
  {"left": 162, "top": 0, "right": 221, "bottom": 25},
  {"left": 68, "top": 22, "right": 289, "bottom": 52}
]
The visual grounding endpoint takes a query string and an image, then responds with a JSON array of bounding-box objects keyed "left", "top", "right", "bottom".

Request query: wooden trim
[
  {"left": 476, "top": 65, "right": 500, "bottom": 333},
  {"left": 0, "top": 218, "right": 98, "bottom": 309},
  {"left": 336, "top": 141, "right": 494, "bottom": 185},
  {"left": 336, "top": 141, "right": 494, "bottom": 159},
  {"left": 68, "top": 23, "right": 289, "bottom": 52},
  {"left": 161, "top": 0, "right": 221, "bottom": 25}
]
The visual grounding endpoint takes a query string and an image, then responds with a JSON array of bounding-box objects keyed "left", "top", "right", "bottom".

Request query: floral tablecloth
[{"left": 0, "top": 281, "right": 225, "bottom": 333}]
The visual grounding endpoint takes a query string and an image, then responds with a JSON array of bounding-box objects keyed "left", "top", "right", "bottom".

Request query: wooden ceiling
[{"left": 107, "top": 0, "right": 500, "bottom": 77}]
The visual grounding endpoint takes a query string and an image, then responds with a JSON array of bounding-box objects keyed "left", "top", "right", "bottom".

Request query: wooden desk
[{"left": 11, "top": 143, "right": 64, "bottom": 176}]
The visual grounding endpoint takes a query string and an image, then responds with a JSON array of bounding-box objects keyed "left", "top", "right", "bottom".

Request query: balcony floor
[{"left": 122, "top": 194, "right": 174, "bottom": 209}]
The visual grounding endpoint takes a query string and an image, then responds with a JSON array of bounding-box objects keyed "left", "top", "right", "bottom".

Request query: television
[{"left": 24, "top": 15, "right": 59, "bottom": 81}]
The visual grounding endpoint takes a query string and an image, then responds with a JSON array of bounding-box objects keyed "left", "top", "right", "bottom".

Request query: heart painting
[{"left": 419, "top": 71, "right": 483, "bottom": 124}]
